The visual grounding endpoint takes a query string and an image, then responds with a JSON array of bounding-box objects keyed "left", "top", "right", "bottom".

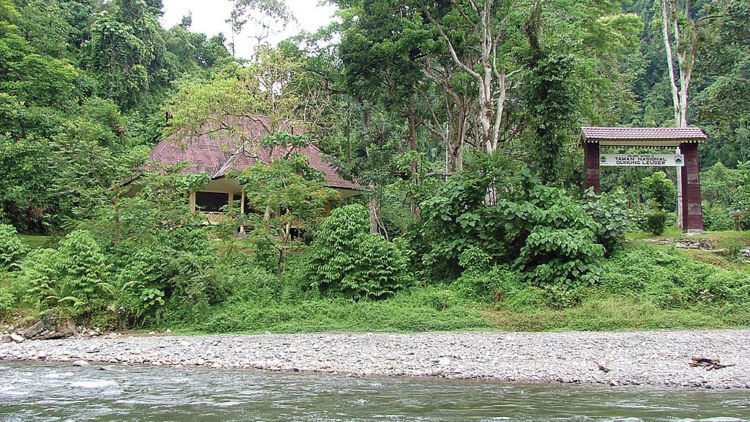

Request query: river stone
[
  {"left": 22, "top": 321, "right": 45, "bottom": 339},
  {"left": 72, "top": 360, "right": 89, "bottom": 367},
  {"left": 1, "top": 335, "right": 11, "bottom": 344},
  {"left": 10, "top": 333, "right": 24, "bottom": 343}
]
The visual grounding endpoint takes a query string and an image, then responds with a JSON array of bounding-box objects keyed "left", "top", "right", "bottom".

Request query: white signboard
[{"left": 600, "top": 154, "right": 684, "bottom": 167}]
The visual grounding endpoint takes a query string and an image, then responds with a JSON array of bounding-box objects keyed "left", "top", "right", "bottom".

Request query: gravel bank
[{"left": 2, "top": 330, "right": 749, "bottom": 389}]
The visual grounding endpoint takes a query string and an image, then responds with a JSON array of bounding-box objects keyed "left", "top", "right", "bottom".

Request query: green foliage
[
  {"left": 0, "top": 224, "right": 28, "bottom": 269},
  {"left": 599, "top": 243, "right": 750, "bottom": 308},
  {"left": 83, "top": 170, "right": 219, "bottom": 325},
  {"left": 419, "top": 153, "right": 605, "bottom": 291},
  {"left": 83, "top": 0, "right": 171, "bottom": 109},
  {"left": 20, "top": 230, "right": 111, "bottom": 317},
  {"left": 582, "top": 188, "right": 633, "bottom": 255},
  {"left": 232, "top": 136, "right": 340, "bottom": 274},
  {"left": 641, "top": 171, "right": 675, "bottom": 212},
  {"left": 515, "top": 224, "right": 603, "bottom": 288},
  {"left": 0, "top": 0, "right": 228, "bottom": 233},
  {"left": 0, "top": 285, "right": 14, "bottom": 318},
  {"left": 702, "top": 202, "right": 734, "bottom": 231},
  {"left": 1, "top": 0, "right": 749, "bottom": 335},
  {"left": 454, "top": 247, "right": 507, "bottom": 302},
  {"left": 523, "top": 49, "right": 581, "bottom": 185},
  {"left": 192, "top": 290, "right": 488, "bottom": 334},
  {"left": 645, "top": 210, "right": 667, "bottom": 236},
  {"left": 307, "top": 204, "right": 410, "bottom": 300}
]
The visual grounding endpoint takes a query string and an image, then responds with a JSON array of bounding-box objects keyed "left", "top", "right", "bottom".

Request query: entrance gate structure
[{"left": 581, "top": 127, "right": 708, "bottom": 235}]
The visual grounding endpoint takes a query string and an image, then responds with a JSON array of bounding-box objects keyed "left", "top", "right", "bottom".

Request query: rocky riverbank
[{"left": 1, "top": 330, "right": 749, "bottom": 389}]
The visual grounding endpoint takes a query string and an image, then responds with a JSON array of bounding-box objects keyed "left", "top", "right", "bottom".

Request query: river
[{"left": 0, "top": 361, "right": 748, "bottom": 421}]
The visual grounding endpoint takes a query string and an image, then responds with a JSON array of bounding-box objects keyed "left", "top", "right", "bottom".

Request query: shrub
[
  {"left": 599, "top": 243, "right": 750, "bottom": 308},
  {"left": 642, "top": 171, "right": 676, "bottom": 211},
  {"left": 418, "top": 154, "right": 606, "bottom": 290},
  {"left": 583, "top": 188, "right": 632, "bottom": 255},
  {"left": 0, "top": 286, "right": 14, "bottom": 317},
  {"left": 307, "top": 204, "right": 410, "bottom": 300},
  {"left": 21, "top": 230, "right": 110, "bottom": 317},
  {"left": 0, "top": 224, "right": 28, "bottom": 269},
  {"left": 498, "top": 185, "right": 605, "bottom": 288},
  {"left": 702, "top": 203, "right": 734, "bottom": 231},
  {"left": 645, "top": 211, "right": 667, "bottom": 235},
  {"left": 455, "top": 247, "right": 501, "bottom": 301}
]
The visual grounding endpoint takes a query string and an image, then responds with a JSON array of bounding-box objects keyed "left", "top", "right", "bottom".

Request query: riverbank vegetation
[{"left": 1, "top": 0, "right": 749, "bottom": 333}]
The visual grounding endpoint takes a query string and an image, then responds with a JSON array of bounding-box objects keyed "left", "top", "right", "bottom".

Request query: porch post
[
  {"left": 239, "top": 191, "right": 246, "bottom": 234},
  {"left": 189, "top": 192, "right": 196, "bottom": 212},
  {"left": 584, "top": 141, "right": 600, "bottom": 193},
  {"left": 679, "top": 142, "right": 704, "bottom": 235}
]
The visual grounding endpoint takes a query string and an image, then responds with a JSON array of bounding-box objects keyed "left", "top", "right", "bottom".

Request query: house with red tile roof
[{"left": 149, "top": 116, "right": 359, "bottom": 222}]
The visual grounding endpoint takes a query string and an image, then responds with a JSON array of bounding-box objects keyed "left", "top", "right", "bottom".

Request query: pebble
[
  {"left": 72, "top": 360, "right": 89, "bottom": 367},
  {"left": 0, "top": 330, "right": 748, "bottom": 389}
]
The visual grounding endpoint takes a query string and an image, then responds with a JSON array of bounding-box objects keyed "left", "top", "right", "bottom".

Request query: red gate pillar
[
  {"left": 584, "top": 142, "right": 600, "bottom": 193},
  {"left": 679, "top": 142, "right": 703, "bottom": 235}
]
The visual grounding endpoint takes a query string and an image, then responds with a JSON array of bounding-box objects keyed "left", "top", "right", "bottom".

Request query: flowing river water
[{"left": 0, "top": 361, "right": 748, "bottom": 421}]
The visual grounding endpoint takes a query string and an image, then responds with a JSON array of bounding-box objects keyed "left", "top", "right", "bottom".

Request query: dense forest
[{"left": 1, "top": 0, "right": 748, "bottom": 332}]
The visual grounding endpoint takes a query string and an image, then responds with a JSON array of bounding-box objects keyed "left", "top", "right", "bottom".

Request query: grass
[
  {"left": 485, "top": 298, "right": 748, "bottom": 331},
  {"left": 626, "top": 228, "right": 683, "bottom": 240},
  {"left": 627, "top": 230, "right": 750, "bottom": 274},
  {"left": 174, "top": 295, "right": 748, "bottom": 334},
  {"left": 9, "top": 230, "right": 750, "bottom": 334},
  {"left": 627, "top": 229, "right": 750, "bottom": 246},
  {"left": 163, "top": 234, "right": 750, "bottom": 334},
  {"left": 182, "top": 288, "right": 492, "bottom": 333},
  {"left": 18, "top": 234, "right": 50, "bottom": 249}
]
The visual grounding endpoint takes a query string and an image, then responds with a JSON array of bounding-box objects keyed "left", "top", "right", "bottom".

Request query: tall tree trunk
[
  {"left": 662, "top": 0, "right": 683, "bottom": 127},
  {"left": 369, "top": 195, "right": 379, "bottom": 234},
  {"left": 423, "top": 1, "right": 516, "bottom": 155},
  {"left": 661, "top": 0, "right": 695, "bottom": 128},
  {"left": 408, "top": 95, "right": 420, "bottom": 218},
  {"left": 360, "top": 104, "right": 379, "bottom": 233},
  {"left": 661, "top": 0, "right": 698, "bottom": 227}
]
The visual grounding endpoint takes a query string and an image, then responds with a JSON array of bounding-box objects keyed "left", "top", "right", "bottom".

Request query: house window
[{"left": 195, "top": 192, "right": 228, "bottom": 212}]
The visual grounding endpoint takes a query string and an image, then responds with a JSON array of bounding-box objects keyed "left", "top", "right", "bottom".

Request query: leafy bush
[
  {"left": 496, "top": 184, "right": 605, "bottom": 288},
  {"left": 582, "top": 188, "right": 632, "bottom": 255},
  {"left": 599, "top": 243, "right": 750, "bottom": 308},
  {"left": 307, "top": 204, "right": 410, "bottom": 300},
  {"left": 418, "top": 153, "right": 605, "bottom": 290},
  {"left": 0, "top": 224, "right": 28, "bottom": 269},
  {"left": 642, "top": 171, "right": 676, "bottom": 211},
  {"left": 702, "top": 202, "right": 734, "bottom": 231},
  {"left": 645, "top": 210, "right": 667, "bottom": 235},
  {"left": 702, "top": 162, "right": 750, "bottom": 230},
  {"left": 194, "top": 293, "right": 488, "bottom": 333},
  {"left": 233, "top": 148, "right": 340, "bottom": 273},
  {"left": 21, "top": 230, "right": 111, "bottom": 317},
  {"left": 0, "top": 286, "right": 14, "bottom": 318},
  {"left": 455, "top": 247, "right": 501, "bottom": 301},
  {"left": 77, "top": 170, "right": 233, "bottom": 326}
]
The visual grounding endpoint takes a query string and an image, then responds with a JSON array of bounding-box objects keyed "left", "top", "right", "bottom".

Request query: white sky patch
[{"left": 160, "top": 0, "right": 337, "bottom": 58}]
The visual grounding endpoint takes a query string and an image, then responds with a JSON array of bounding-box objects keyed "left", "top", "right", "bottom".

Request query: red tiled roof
[
  {"left": 148, "top": 116, "right": 358, "bottom": 190},
  {"left": 581, "top": 127, "right": 707, "bottom": 142}
]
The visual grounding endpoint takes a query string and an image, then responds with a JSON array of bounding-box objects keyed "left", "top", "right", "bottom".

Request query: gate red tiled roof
[
  {"left": 581, "top": 127, "right": 707, "bottom": 142},
  {"left": 148, "top": 117, "right": 358, "bottom": 190}
]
